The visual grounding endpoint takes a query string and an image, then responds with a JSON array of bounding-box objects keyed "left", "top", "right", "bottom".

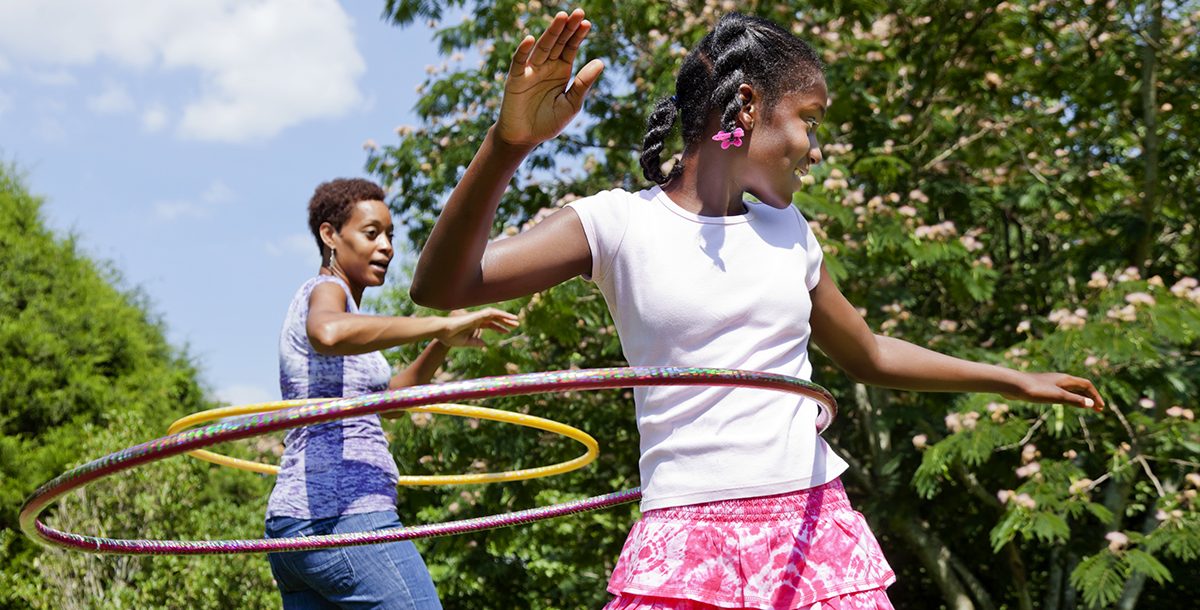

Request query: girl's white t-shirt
[{"left": 566, "top": 186, "right": 849, "bottom": 511}]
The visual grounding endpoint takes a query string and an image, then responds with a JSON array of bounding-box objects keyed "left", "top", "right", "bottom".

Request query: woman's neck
[{"left": 319, "top": 266, "right": 363, "bottom": 306}]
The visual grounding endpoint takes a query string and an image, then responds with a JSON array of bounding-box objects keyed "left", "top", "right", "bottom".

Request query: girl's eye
[{"left": 365, "top": 230, "right": 377, "bottom": 239}]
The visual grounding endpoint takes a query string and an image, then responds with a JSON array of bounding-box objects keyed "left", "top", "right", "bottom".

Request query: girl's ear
[
  {"left": 737, "top": 83, "right": 757, "bottom": 131},
  {"left": 319, "top": 222, "right": 339, "bottom": 252}
]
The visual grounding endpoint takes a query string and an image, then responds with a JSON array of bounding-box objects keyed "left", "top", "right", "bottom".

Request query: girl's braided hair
[{"left": 640, "top": 13, "right": 825, "bottom": 185}]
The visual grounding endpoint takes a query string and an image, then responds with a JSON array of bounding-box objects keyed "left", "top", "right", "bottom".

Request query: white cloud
[
  {"left": 202, "top": 180, "right": 234, "bottom": 204},
  {"left": 0, "top": 0, "right": 365, "bottom": 143},
  {"left": 87, "top": 82, "right": 134, "bottom": 114},
  {"left": 267, "top": 232, "right": 320, "bottom": 260},
  {"left": 153, "top": 199, "right": 207, "bottom": 221},
  {"left": 29, "top": 69, "right": 76, "bottom": 86},
  {"left": 215, "top": 383, "right": 274, "bottom": 406},
  {"left": 152, "top": 179, "right": 235, "bottom": 221},
  {"left": 142, "top": 104, "right": 167, "bottom": 132}
]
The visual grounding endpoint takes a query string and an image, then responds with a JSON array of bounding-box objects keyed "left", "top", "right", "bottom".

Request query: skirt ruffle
[
  {"left": 605, "top": 480, "right": 895, "bottom": 610},
  {"left": 604, "top": 588, "right": 894, "bottom": 610}
]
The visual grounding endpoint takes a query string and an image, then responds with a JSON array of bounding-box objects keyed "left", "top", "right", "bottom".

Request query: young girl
[
  {"left": 410, "top": 10, "right": 1104, "bottom": 609},
  {"left": 264, "top": 177, "right": 518, "bottom": 609}
]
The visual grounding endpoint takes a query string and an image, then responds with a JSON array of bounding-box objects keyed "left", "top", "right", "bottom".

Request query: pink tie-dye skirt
[{"left": 604, "top": 479, "right": 895, "bottom": 610}]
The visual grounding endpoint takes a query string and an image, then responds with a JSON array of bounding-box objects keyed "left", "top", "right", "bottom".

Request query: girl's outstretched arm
[
  {"left": 809, "top": 262, "right": 1105, "bottom": 412},
  {"left": 411, "top": 9, "right": 604, "bottom": 310}
]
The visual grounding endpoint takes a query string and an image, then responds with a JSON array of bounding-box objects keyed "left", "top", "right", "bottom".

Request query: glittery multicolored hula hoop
[
  {"left": 167, "top": 400, "right": 601, "bottom": 486},
  {"left": 20, "top": 367, "right": 836, "bottom": 555}
]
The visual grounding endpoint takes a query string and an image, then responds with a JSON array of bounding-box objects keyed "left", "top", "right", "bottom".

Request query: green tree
[
  {"left": 0, "top": 165, "right": 276, "bottom": 609},
  {"left": 369, "top": 1, "right": 1200, "bottom": 608}
]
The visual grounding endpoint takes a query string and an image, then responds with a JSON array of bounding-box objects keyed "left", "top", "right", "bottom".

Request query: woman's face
[
  {"left": 323, "top": 199, "right": 394, "bottom": 288},
  {"left": 741, "top": 80, "right": 827, "bottom": 208}
]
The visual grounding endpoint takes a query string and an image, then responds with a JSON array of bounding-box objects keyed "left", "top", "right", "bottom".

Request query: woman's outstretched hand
[
  {"left": 495, "top": 8, "right": 604, "bottom": 147},
  {"left": 1003, "top": 372, "right": 1106, "bottom": 413},
  {"left": 437, "top": 308, "right": 520, "bottom": 348}
]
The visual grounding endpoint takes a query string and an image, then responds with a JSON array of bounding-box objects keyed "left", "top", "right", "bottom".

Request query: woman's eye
[{"left": 365, "top": 230, "right": 377, "bottom": 239}]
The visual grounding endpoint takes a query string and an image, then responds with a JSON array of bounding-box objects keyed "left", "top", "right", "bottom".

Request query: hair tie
[
  {"left": 711, "top": 127, "right": 745, "bottom": 149},
  {"left": 669, "top": 95, "right": 678, "bottom": 106}
]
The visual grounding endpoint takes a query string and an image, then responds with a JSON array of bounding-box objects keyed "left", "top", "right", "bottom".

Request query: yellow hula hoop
[{"left": 166, "top": 399, "right": 599, "bottom": 486}]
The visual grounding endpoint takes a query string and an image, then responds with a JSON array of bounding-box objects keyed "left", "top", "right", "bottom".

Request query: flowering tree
[{"left": 370, "top": 1, "right": 1200, "bottom": 608}]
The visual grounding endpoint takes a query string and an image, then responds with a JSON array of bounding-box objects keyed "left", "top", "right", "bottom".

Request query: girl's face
[
  {"left": 741, "top": 80, "right": 827, "bottom": 208},
  {"left": 322, "top": 199, "right": 394, "bottom": 288}
]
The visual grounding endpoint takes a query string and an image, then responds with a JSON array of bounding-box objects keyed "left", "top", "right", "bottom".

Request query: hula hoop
[
  {"left": 20, "top": 367, "right": 836, "bottom": 555},
  {"left": 167, "top": 400, "right": 600, "bottom": 486}
]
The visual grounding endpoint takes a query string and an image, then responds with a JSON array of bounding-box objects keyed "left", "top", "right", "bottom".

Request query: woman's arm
[
  {"left": 306, "top": 282, "right": 518, "bottom": 356},
  {"left": 808, "top": 262, "right": 1104, "bottom": 411},
  {"left": 411, "top": 9, "right": 603, "bottom": 309},
  {"left": 388, "top": 340, "right": 451, "bottom": 390}
]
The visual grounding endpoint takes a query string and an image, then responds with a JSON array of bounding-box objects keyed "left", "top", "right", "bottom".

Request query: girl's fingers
[
  {"left": 565, "top": 58, "right": 605, "bottom": 106},
  {"left": 509, "top": 35, "right": 536, "bottom": 76},
  {"left": 530, "top": 11, "right": 570, "bottom": 65},
  {"left": 561, "top": 19, "right": 592, "bottom": 65},
  {"left": 550, "top": 10, "right": 586, "bottom": 61},
  {"left": 1060, "top": 375, "right": 1105, "bottom": 412}
]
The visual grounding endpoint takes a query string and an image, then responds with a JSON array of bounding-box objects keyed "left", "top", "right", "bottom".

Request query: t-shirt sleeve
[
  {"left": 565, "top": 189, "right": 632, "bottom": 282},
  {"left": 794, "top": 207, "right": 824, "bottom": 291}
]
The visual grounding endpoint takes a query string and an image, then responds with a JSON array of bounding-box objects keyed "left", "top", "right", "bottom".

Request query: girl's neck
[{"left": 661, "top": 148, "right": 747, "bottom": 217}]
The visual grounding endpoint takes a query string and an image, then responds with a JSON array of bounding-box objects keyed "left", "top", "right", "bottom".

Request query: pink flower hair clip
[{"left": 711, "top": 127, "right": 745, "bottom": 149}]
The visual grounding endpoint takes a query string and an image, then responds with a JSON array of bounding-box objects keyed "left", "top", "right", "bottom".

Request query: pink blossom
[
  {"left": 1105, "top": 531, "right": 1130, "bottom": 552},
  {"left": 987, "top": 402, "right": 1010, "bottom": 422},
  {"left": 945, "top": 412, "right": 964, "bottom": 433},
  {"left": 1107, "top": 304, "right": 1137, "bottom": 322},
  {"left": 1014, "top": 493, "right": 1037, "bottom": 509},
  {"left": 912, "top": 434, "right": 928, "bottom": 450},
  {"left": 1125, "top": 292, "right": 1156, "bottom": 307},
  {"left": 1170, "top": 277, "right": 1198, "bottom": 297},
  {"left": 1114, "top": 266, "right": 1141, "bottom": 282},
  {"left": 1069, "top": 478, "right": 1092, "bottom": 495},
  {"left": 1016, "top": 463, "right": 1041, "bottom": 478}
]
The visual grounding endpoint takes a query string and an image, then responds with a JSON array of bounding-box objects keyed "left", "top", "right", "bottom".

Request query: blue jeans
[{"left": 265, "top": 510, "right": 442, "bottom": 609}]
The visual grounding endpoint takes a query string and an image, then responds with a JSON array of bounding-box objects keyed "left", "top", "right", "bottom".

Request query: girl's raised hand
[{"left": 495, "top": 9, "right": 604, "bottom": 147}]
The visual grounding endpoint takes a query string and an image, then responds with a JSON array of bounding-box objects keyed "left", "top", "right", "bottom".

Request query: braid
[
  {"left": 640, "top": 96, "right": 680, "bottom": 184},
  {"left": 709, "top": 21, "right": 755, "bottom": 132}
]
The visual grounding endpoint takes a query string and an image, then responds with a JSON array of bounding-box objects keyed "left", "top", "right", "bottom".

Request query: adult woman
[{"left": 264, "top": 178, "right": 518, "bottom": 609}]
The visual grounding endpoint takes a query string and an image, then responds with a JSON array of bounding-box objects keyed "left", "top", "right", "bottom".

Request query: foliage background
[{"left": 2, "top": 0, "right": 1198, "bottom": 608}]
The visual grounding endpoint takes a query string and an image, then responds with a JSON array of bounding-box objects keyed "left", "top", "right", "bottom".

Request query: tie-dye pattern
[
  {"left": 266, "top": 275, "right": 400, "bottom": 519},
  {"left": 605, "top": 480, "right": 895, "bottom": 610}
]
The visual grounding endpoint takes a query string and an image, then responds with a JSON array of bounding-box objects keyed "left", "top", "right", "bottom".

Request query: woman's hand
[
  {"left": 1003, "top": 372, "right": 1105, "bottom": 413},
  {"left": 437, "top": 308, "right": 520, "bottom": 347},
  {"left": 495, "top": 8, "right": 605, "bottom": 147}
]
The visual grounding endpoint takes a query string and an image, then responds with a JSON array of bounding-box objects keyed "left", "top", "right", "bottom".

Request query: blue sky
[{"left": 0, "top": 1, "right": 448, "bottom": 406}]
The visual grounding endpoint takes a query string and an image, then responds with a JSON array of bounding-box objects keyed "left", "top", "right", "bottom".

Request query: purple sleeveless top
[{"left": 265, "top": 275, "right": 400, "bottom": 519}]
